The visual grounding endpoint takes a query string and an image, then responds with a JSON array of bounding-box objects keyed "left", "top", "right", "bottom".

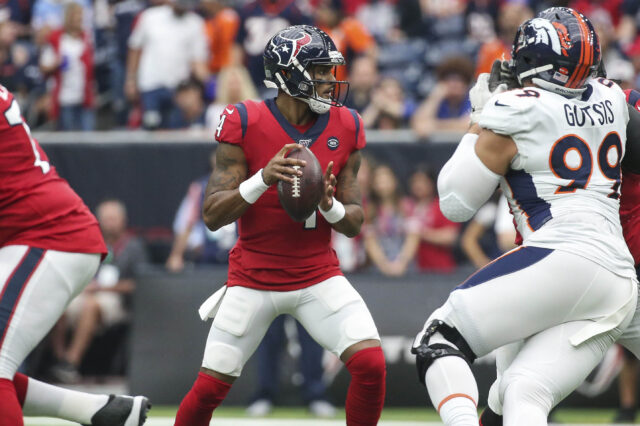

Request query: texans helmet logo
[{"left": 272, "top": 32, "right": 312, "bottom": 67}]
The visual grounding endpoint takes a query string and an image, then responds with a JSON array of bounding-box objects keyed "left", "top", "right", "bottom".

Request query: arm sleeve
[
  {"left": 437, "top": 134, "right": 502, "bottom": 222},
  {"left": 214, "top": 103, "right": 246, "bottom": 146}
]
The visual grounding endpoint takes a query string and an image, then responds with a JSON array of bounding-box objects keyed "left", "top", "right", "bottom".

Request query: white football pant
[
  {"left": 201, "top": 275, "right": 380, "bottom": 377},
  {"left": 0, "top": 245, "right": 100, "bottom": 378}
]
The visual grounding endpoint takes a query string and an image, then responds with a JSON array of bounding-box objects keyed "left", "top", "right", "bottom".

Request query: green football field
[{"left": 22, "top": 407, "right": 638, "bottom": 425}]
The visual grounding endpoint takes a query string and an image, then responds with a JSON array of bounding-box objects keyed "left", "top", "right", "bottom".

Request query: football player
[
  {"left": 411, "top": 7, "right": 638, "bottom": 425},
  {"left": 0, "top": 84, "right": 150, "bottom": 425},
  {"left": 174, "top": 25, "right": 385, "bottom": 426},
  {"left": 477, "top": 89, "right": 640, "bottom": 426}
]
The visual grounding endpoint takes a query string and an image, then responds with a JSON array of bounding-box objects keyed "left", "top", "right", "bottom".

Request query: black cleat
[
  {"left": 613, "top": 406, "right": 637, "bottom": 423},
  {"left": 83, "top": 394, "right": 151, "bottom": 426}
]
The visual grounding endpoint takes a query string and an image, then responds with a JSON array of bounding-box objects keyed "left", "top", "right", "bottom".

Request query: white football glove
[{"left": 469, "top": 61, "right": 508, "bottom": 124}]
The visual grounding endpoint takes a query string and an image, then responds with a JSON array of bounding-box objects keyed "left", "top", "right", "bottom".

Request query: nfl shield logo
[{"left": 327, "top": 137, "right": 339, "bottom": 150}]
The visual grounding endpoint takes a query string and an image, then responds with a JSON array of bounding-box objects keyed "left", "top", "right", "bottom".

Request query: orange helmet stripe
[{"left": 567, "top": 9, "right": 592, "bottom": 88}]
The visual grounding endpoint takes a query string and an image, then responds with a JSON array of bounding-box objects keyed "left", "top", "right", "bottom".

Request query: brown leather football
[{"left": 277, "top": 146, "right": 324, "bottom": 222}]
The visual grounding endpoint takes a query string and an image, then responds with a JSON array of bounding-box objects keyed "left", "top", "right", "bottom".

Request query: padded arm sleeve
[{"left": 437, "top": 134, "right": 502, "bottom": 222}]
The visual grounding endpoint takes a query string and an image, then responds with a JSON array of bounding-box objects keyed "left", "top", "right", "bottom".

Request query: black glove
[{"left": 488, "top": 59, "right": 520, "bottom": 91}]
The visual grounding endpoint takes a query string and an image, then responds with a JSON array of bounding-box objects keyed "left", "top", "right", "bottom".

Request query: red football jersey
[
  {"left": 215, "top": 99, "right": 366, "bottom": 291},
  {"left": 622, "top": 89, "right": 640, "bottom": 266},
  {"left": 0, "top": 85, "right": 106, "bottom": 255}
]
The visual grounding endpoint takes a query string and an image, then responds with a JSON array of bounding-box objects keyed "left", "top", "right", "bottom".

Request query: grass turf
[{"left": 147, "top": 407, "right": 632, "bottom": 423}]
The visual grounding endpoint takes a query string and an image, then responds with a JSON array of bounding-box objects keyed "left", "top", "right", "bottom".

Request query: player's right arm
[
  {"left": 437, "top": 123, "right": 516, "bottom": 222},
  {"left": 202, "top": 142, "right": 306, "bottom": 231}
]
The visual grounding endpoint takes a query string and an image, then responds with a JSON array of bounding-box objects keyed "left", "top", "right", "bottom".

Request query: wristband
[
  {"left": 239, "top": 169, "right": 269, "bottom": 204},
  {"left": 319, "top": 197, "right": 346, "bottom": 224}
]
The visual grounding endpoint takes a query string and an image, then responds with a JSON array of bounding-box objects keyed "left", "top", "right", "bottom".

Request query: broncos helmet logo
[
  {"left": 519, "top": 18, "right": 562, "bottom": 56},
  {"left": 552, "top": 22, "right": 572, "bottom": 57},
  {"left": 272, "top": 32, "right": 313, "bottom": 67}
]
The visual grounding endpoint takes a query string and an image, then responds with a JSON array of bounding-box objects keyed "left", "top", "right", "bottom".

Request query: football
[{"left": 277, "top": 146, "right": 324, "bottom": 222}]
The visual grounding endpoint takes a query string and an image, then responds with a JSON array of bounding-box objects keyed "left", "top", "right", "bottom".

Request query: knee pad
[
  {"left": 346, "top": 346, "right": 386, "bottom": 381},
  {"left": 411, "top": 320, "right": 476, "bottom": 386},
  {"left": 202, "top": 342, "right": 243, "bottom": 377}
]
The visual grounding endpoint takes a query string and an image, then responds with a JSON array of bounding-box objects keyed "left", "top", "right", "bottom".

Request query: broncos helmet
[
  {"left": 263, "top": 25, "right": 349, "bottom": 114},
  {"left": 511, "top": 7, "right": 600, "bottom": 97}
]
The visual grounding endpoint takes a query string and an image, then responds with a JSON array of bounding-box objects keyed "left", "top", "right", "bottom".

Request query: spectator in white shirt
[
  {"left": 125, "top": 0, "right": 209, "bottom": 129},
  {"left": 40, "top": 3, "right": 95, "bottom": 131}
]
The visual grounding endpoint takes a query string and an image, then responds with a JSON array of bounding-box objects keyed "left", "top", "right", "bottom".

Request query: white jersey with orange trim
[{"left": 479, "top": 78, "right": 636, "bottom": 278}]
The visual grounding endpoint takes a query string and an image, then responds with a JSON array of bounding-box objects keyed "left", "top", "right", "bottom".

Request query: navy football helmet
[
  {"left": 511, "top": 7, "right": 600, "bottom": 97},
  {"left": 263, "top": 25, "right": 349, "bottom": 114}
]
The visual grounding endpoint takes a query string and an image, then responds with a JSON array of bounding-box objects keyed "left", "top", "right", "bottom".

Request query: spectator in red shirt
[{"left": 402, "top": 167, "right": 460, "bottom": 273}]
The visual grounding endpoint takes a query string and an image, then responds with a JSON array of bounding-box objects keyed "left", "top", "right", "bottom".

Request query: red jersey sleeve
[
  {"left": 214, "top": 103, "right": 247, "bottom": 146},
  {"left": 625, "top": 89, "right": 640, "bottom": 112},
  {"left": 342, "top": 108, "right": 366, "bottom": 150}
]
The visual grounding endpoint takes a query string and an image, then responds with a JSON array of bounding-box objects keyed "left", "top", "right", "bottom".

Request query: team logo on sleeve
[
  {"left": 327, "top": 137, "right": 339, "bottom": 150},
  {"left": 271, "top": 31, "right": 312, "bottom": 67}
]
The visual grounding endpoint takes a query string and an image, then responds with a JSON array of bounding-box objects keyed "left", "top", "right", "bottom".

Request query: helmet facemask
[{"left": 266, "top": 57, "right": 349, "bottom": 114}]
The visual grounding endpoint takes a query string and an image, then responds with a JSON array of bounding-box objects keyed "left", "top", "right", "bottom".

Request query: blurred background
[{"left": 7, "top": 0, "right": 640, "bottom": 420}]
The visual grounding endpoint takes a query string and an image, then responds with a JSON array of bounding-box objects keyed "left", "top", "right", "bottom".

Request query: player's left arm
[
  {"left": 319, "top": 151, "right": 364, "bottom": 238},
  {"left": 438, "top": 123, "right": 517, "bottom": 222}
]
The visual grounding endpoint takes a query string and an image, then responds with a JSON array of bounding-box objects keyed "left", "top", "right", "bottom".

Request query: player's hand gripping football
[
  {"left": 262, "top": 143, "right": 307, "bottom": 185},
  {"left": 319, "top": 161, "right": 337, "bottom": 211}
]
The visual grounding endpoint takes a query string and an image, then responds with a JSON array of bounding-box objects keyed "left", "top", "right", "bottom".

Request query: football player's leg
[
  {"left": 500, "top": 320, "right": 623, "bottom": 425},
  {"left": 480, "top": 342, "right": 523, "bottom": 426},
  {"left": 294, "top": 275, "right": 385, "bottom": 426},
  {"left": 616, "top": 277, "right": 640, "bottom": 358},
  {"left": 175, "top": 286, "right": 278, "bottom": 426},
  {"left": 14, "top": 373, "right": 150, "bottom": 426},
  {"left": 413, "top": 248, "right": 636, "bottom": 426},
  {"left": 0, "top": 247, "right": 99, "bottom": 425}
]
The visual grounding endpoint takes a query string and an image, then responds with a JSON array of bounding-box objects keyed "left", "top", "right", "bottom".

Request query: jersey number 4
[
  {"left": 550, "top": 132, "right": 621, "bottom": 199},
  {"left": 2, "top": 89, "right": 50, "bottom": 174}
]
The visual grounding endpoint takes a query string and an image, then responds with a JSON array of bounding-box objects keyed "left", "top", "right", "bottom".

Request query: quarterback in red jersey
[
  {"left": 175, "top": 25, "right": 386, "bottom": 426},
  {"left": 0, "top": 85, "right": 149, "bottom": 425}
]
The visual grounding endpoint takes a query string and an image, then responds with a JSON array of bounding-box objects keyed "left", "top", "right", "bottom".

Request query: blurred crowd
[{"left": 0, "top": 0, "right": 638, "bottom": 133}]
